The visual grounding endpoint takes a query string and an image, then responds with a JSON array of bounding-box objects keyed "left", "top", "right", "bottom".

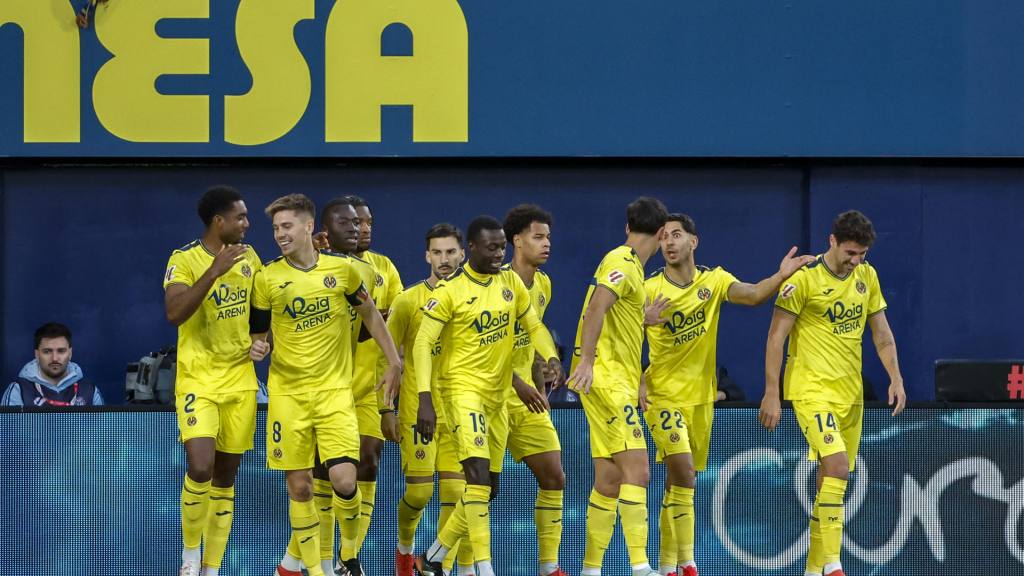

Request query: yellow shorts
[
  {"left": 176, "top": 390, "right": 257, "bottom": 454},
  {"left": 580, "top": 386, "right": 646, "bottom": 458},
  {"left": 505, "top": 405, "right": 561, "bottom": 462},
  {"left": 399, "top": 417, "right": 463, "bottom": 477},
  {"left": 441, "top": 391, "right": 507, "bottom": 472},
  {"left": 792, "top": 400, "right": 863, "bottom": 472},
  {"left": 355, "top": 390, "right": 384, "bottom": 440},
  {"left": 644, "top": 402, "right": 714, "bottom": 471},
  {"left": 266, "top": 387, "right": 361, "bottom": 470}
]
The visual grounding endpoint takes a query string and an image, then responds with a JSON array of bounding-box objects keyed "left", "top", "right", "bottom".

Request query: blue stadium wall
[
  {"left": 1, "top": 164, "right": 1021, "bottom": 403},
  {"left": 3, "top": 406, "right": 1022, "bottom": 575}
]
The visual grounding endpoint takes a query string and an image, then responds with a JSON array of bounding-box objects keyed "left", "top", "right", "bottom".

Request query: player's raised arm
[
  {"left": 568, "top": 285, "right": 617, "bottom": 394},
  {"left": 728, "top": 246, "right": 816, "bottom": 306},
  {"left": 761, "top": 307, "right": 796, "bottom": 431},
  {"left": 868, "top": 311, "right": 906, "bottom": 416},
  {"left": 165, "top": 244, "right": 248, "bottom": 326}
]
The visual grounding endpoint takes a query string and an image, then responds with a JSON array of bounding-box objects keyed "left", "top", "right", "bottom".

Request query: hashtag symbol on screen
[{"left": 1008, "top": 365, "right": 1024, "bottom": 400}]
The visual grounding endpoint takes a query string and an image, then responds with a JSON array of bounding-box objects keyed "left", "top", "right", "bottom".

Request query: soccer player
[
  {"left": 390, "top": 223, "right": 474, "bottom": 576},
  {"left": 567, "top": 197, "right": 668, "bottom": 576},
  {"left": 641, "top": 213, "right": 814, "bottom": 576},
  {"left": 163, "top": 186, "right": 261, "bottom": 576},
  {"left": 498, "top": 204, "right": 568, "bottom": 576},
  {"left": 248, "top": 194, "right": 401, "bottom": 576},
  {"left": 758, "top": 210, "right": 906, "bottom": 576},
  {"left": 348, "top": 195, "right": 405, "bottom": 561},
  {"left": 413, "top": 216, "right": 561, "bottom": 576}
]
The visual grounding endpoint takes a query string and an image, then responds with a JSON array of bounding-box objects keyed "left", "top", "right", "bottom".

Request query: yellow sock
[
  {"left": 461, "top": 484, "right": 492, "bottom": 562},
  {"left": 658, "top": 490, "right": 677, "bottom": 571},
  {"left": 454, "top": 539, "right": 474, "bottom": 572},
  {"left": 669, "top": 486, "right": 695, "bottom": 565},
  {"left": 535, "top": 489, "right": 563, "bottom": 567},
  {"left": 806, "top": 500, "right": 823, "bottom": 574},
  {"left": 818, "top": 477, "right": 848, "bottom": 565},
  {"left": 398, "top": 481, "right": 434, "bottom": 548},
  {"left": 438, "top": 479, "right": 466, "bottom": 572},
  {"left": 335, "top": 487, "right": 363, "bottom": 561},
  {"left": 312, "top": 479, "right": 335, "bottom": 562},
  {"left": 354, "top": 480, "right": 376, "bottom": 554},
  {"left": 286, "top": 532, "right": 301, "bottom": 560},
  {"left": 181, "top": 474, "right": 212, "bottom": 549},
  {"left": 583, "top": 488, "right": 618, "bottom": 569},
  {"left": 289, "top": 498, "right": 324, "bottom": 576},
  {"left": 201, "top": 485, "right": 235, "bottom": 569},
  {"left": 619, "top": 483, "right": 650, "bottom": 567}
]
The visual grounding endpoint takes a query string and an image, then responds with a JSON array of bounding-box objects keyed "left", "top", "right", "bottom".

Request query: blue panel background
[
  {"left": 2, "top": 407, "right": 1022, "bottom": 575},
  {"left": 0, "top": 165, "right": 807, "bottom": 403},
  {"left": 2, "top": 1, "right": 1024, "bottom": 156}
]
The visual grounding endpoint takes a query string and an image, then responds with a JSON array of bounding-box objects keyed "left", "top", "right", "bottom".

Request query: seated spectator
[{"left": 2, "top": 323, "right": 103, "bottom": 407}]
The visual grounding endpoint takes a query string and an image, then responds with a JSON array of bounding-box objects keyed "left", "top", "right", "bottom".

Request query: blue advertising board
[
  {"left": 3, "top": 406, "right": 1021, "bottom": 574},
  {"left": 4, "top": 1, "right": 1024, "bottom": 157}
]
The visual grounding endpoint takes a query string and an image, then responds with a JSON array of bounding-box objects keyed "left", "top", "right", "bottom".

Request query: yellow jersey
[
  {"left": 644, "top": 265, "right": 738, "bottom": 407},
  {"left": 252, "top": 251, "right": 367, "bottom": 396},
  {"left": 351, "top": 251, "right": 403, "bottom": 401},
  {"left": 163, "top": 240, "right": 261, "bottom": 396},
  {"left": 571, "top": 245, "right": 646, "bottom": 393},
  {"left": 506, "top": 266, "right": 552, "bottom": 406},
  {"left": 414, "top": 264, "right": 558, "bottom": 401},
  {"left": 775, "top": 256, "right": 887, "bottom": 405},
  {"left": 387, "top": 279, "right": 444, "bottom": 423}
]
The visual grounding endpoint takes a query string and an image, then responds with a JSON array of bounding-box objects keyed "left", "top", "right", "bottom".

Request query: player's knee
[
  {"left": 286, "top": 476, "right": 313, "bottom": 501},
  {"left": 623, "top": 465, "right": 650, "bottom": 488},
  {"left": 821, "top": 456, "right": 850, "bottom": 481},
  {"left": 403, "top": 482, "right": 433, "bottom": 509},
  {"left": 332, "top": 476, "right": 358, "bottom": 496},
  {"left": 463, "top": 459, "right": 490, "bottom": 486},
  {"left": 593, "top": 472, "right": 622, "bottom": 495},
  {"left": 538, "top": 465, "right": 566, "bottom": 490},
  {"left": 186, "top": 461, "right": 214, "bottom": 484}
]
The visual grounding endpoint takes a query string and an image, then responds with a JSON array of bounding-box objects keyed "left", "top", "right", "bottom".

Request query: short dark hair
[
  {"left": 666, "top": 213, "right": 697, "bottom": 236},
  {"left": 467, "top": 216, "right": 504, "bottom": 244},
  {"left": 503, "top": 204, "right": 552, "bottom": 242},
  {"left": 265, "top": 193, "right": 315, "bottom": 220},
  {"left": 627, "top": 197, "right": 669, "bottom": 235},
  {"left": 425, "top": 223, "right": 463, "bottom": 249},
  {"left": 831, "top": 210, "right": 876, "bottom": 247},
  {"left": 344, "top": 195, "right": 369, "bottom": 209},
  {"left": 321, "top": 197, "right": 356, "bottom": 227},
  {"left": 197, "top": 186, "right": 243, "bottom": 227},
  {"left": 35, "top": 322, "right": 71, "bottom": 349}
]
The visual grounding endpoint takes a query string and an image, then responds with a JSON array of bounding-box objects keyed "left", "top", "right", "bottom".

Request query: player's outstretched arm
[
  {"left": 728, "top": 247, "right": 816, "bottom": 306},
  {"left": 354, "top": 295, "right": 403, "bottom": 407},
  {"left": 568, "top": 286, "right": 617, "bottom": 394},
  {"left": 760, "top": 308, "right": 796, "bottom": 431},
  {"left": 868, "top": 311, "right": 906, "bottom": 416},
  {"left": 165, "top": 244, "right": 248, "bottom": 326},
  {"left": 412, "top": 315, "right": 444, "bottom": 442}
]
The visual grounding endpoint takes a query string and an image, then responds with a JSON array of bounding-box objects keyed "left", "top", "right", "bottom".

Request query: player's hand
[
  {"left": 513, "top": 376, "right": 550, "bottom": 414},
  {"left": 546, "top": 357, "right": 565, "bottom": 389},
  {"left": 380, "top": 411, "right": 400, "bottom": 442},
  {"left": 249, "top": 339, "right": 270, "bottom": 362},
  {"left": 312, "top": 231, "right": 331, "bottom": 251},
  {"left": 758, "top": 394, "right": 782, "bottom": 431},
  {"left": 567, "top": 360, "right": 594, "bottom": 394},
  {"left": 644, "top": 294, "right": 671, "bottom": 326},
  {"left": 778, "top": 246, "right": 817, "bottom": 278},
  {"left": 888, "top": 377, "right": 907, "bottom": 416},
  {"left": 416, "top": 392, "right": 436, "bottom": 442},
  {"left": 210, "top": 244, "right": 248, "bottom": 277},
  {"left": 638, "top": 376, "right": 650, "bottom": 411},
  {"left": 377, "top": 363, "right": 402, "bottom": 408}
]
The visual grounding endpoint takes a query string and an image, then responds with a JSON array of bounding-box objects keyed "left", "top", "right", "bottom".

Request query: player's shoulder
[
  {"left": 170, "top": 239, "right": 202, "bottom": 256},
  {"left": 367, "top": 250, "right": 397, "bottom": 269},
  {"left": 262, "top": 254, "right": 286, "bottom": 268},
  {"left": 645, "top": 267, "right": 665, "bottom": 282}
]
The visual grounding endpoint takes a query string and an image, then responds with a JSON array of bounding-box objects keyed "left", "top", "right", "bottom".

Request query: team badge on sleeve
[
  {"left": 375, "top": 274, "right": 384, "bottom": 287},
  {"left": 424, "top": 298, "right": 439, "bottom": 312},
  {"left": 502, "top": 288, "right": 514, "bottom": 302},
  {"left": 538, "top": 294, "right": 547, "bottom": 308},
  {"left": 781, "top": 283, "right": 796, "bottom": 299},
  {"left": 324, "top": 275, "right": 337, "bottom": 288},
  {"left": 608, "top": 270, "right": 625, "bottom": 284},
  {"left": 165, "top": 265, "right": 176, "bottom": 282}
]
